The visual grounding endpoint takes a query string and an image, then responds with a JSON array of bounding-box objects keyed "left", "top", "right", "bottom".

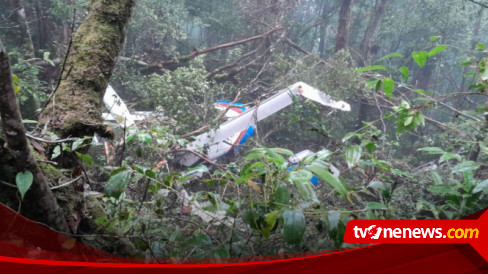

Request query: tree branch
[
  {"left": 467, "top": 0, "right": 488, "bottom": 8},
  {"left": 161, "top": 26, "right": 284, "bottom": 66}
]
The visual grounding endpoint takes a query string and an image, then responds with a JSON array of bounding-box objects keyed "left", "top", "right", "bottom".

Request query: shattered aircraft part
[
  {"left": 103, "top": 85, "right": 135, "bottom": 127},
  {"left": 176, "top": 82, "right": 351, "bottom": 166}
]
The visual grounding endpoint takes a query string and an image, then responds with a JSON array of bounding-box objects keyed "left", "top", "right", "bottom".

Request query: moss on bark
[{"left": 39, "top": 0, "right": 136, "bottom": 138}]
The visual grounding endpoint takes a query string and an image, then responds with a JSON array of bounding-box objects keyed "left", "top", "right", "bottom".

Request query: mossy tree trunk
[
  {"left": 39, "top": 0, "right": 136, "bottom": 139},
  {"left": 0, "top": 39, "right": 69, "bottom": 233}
]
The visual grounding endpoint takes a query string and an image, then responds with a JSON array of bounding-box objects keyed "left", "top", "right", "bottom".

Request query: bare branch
[
  {"left": 467, "top": 0, "right": 488, "bottom": 8},
  {"left": 161, "top": 26, "right": 284, "bottom": 66}
]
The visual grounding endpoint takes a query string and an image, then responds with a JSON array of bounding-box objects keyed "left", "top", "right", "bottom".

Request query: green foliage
[
  {"left": 105, "top": 168, "right": 133, "bottom": 199},
  {"left": 126, "top": 0, "right": 189, "bottom": 59},
  {"left": 146, "top": 58, "right": 219, "bottom": 133},
  {"left": 282, "top": 209, "right": 306, "bottom": 245},
  {"left": 16, "top": 171, "right": 33, "bottom": 200},
  {"left": 391, "top": 100, "right": 425, "bottom": 136},
  {"left": 8, "top": 52, "right": 48, "bottom": 118}
]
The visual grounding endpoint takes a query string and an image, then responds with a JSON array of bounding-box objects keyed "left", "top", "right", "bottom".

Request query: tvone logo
[{"left": 366, "top": 225, "right": 382, "bottom": 240}]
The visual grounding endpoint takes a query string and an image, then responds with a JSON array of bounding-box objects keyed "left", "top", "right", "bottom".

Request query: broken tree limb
[
  {"left": 206, "top": 42, "right": 266, "bottom": 79},
  {"left": 116, "top": 56, "right": 151, "bottom": 67},
  {"left": 283, "top": 38, "right": 312, "bottom": 55},
  {"left": 0, "top": 39, "right": 70, "bottom": 233},
  {"left": 161, "top": 26, "right": 284, "bottom": 66}
]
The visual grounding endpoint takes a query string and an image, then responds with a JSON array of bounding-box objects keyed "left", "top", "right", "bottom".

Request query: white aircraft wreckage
[
  {"left": 101, "top": 82, "right": 351, "bottom": 226},
  {"left": 102, "top": 82, "right": 351, "bottom": 167},
  {"left": 174, "top": 82, "right": 350, "bottom": 167}
]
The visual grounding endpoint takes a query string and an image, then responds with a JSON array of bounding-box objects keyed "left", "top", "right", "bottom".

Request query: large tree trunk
[
  {"left": 0, "top": 40, "right": 69, "bottom": 233},
  {"left": 334, "top": 0, "right": 354, "bottom": 53},
  {"left": 39, "top": 0, "right": 136, "bottom": 139},
  {"left": 359, "top": 0, "right": 387, "bottom": 66}
]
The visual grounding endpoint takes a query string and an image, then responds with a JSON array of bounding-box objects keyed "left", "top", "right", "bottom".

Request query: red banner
[
  {"left": 0, "top": 202, "right": 487, "bottom": 272},
  {"left": 344, "top": 210, "right": 488, "bottom": 261}
]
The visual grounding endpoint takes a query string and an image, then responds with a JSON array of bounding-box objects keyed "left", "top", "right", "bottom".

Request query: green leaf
[
  {"left": 416, "top": 112, "right": 425, "bottom": 126},
  {"left": 473, "top": 179, "right": 488, "bottom": 194},
  {"left": 270, "top": 147, "right": 294, "bottom": 156},
  {"left": 137, "top": 133, "right": 152, "bottom": 144},
  {"left": 355, "top": 65, "right": 387, "bottom": 72},
  {"left": 316, "top": 150, "right": 333, "bottom": 160},
  {"left": 431, "top": 171, "right": 443, "bottom": 185},
  {"left": 376, "top": 53, "right": 403, "bottom": 62},
  {"left": 418, "top": 147, "right": 445, "bottom": 155},
  {"left": 430, "top": 36, "right": 442, "bottom": 42},
  {"left": 105, "top": 169, "right": 132, "bottom": 199},
  {"left": 480, "top": 67, "right": 488, "bottom": 81},
  {"left": 342, "top": 132, "right": 362, "bottom": 143},
  {"left": 22, "top": 119, "right": 38, "bottom": 124},
  {"left": 282, "top": 209, "right": 306, "bottom": 245},
  {"left": 367, "top": 202, "right": 386, "bottom": 210},
  {"left": 428, "top": 185, "right": 452, "bottom": 195},
  {"left": 16, "top": 171, "right": 33, "bottom": 200},
  {"left": 184, "top": 233, "right": 212, "bottom": 246},
  {"left": 383, "top": 78, "right": 394, "bottom": 99},
  {"left": 12, "top": 74, "right": 19, "bottom": 84},
  {"left": 145, "top": 169, "right": 157, "bottom": 179},
  {"left": 399, "top": 67, "right": 409, "bottom": 82},
  {"left": 327, "top": 210, "right": 341, "bottom": 230},
  {"left": 12, "top": 74, "right": 21, "bottom": 93},
  {"left": 368, "top": 181, "right": 386, "bottom": 190},
  {"left": 272, "top": 184, "right": 290, "bottom": 206},
  {"left": 439, "top": 153, "right": 462, "bottom": 163},
  {"left": 289, "top": 170, "right": 319, "bottom": 203},
  {"left": 185, "top": 164, "right": 209, "bottom": 174},
  {"left": 75, "top": 152, "right": 93, "bottom": 167},
  {"left": 262, "top": 210, "right": 279, "bottom": 238},
  {"left": 404, "top": 116, "right": 413, "bottom": 126},
  {"left": 366, "top": 78, "right": 381, "bottom": 88},
  {"left": 126, "top": 132, "right": 137, "bottom": 143},
  {"left": 412, "top": 51, "right": 429, "bottom": 68},
  {"left": 345, "top": 145, "right": 362, "bottom": 168},
  {"left": 51, "top": 145, "right": 61, "bottom": 159},
  {"left": 451, "top": 161, "right": 480, "bottom": 174},
  {"left": 375, "top": 80, "right": 382, "bottom": 92},
  {"left": 307, "top": 165, "right": 348, "bottom": 198},
  {"left": 428, "top": 45, "right": 447, "bottom": 57},
  {"left": 72, "top": 138, "right": 85, "bottom": 151}
]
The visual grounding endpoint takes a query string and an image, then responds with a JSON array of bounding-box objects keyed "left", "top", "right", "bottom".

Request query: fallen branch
[
  {"left": 424, "top": 116, "right": 470, "bottom": 137},
  {"left": 283, "top": 38, "right": 312, "bottom": 55},
  {"left": 206, "top": 42, "right": 265, "bottom": 79},
  {"left": 467, "top": 0, "right": 488, "bottom": 9},
  {"left": 50, "top": 176, "right": 83, "bottom": 190},
  {"left": 0, "top": 180, "right": 16, "bottom": 188},
  {"left": 161, "top": 26, "right": 284, "bottom": 66},
  {"left": 26, "top": 133, "right": 79, "bottom": 143},
  {"left": 172, "top": 148, "right": 223, "bottom": 170}
]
